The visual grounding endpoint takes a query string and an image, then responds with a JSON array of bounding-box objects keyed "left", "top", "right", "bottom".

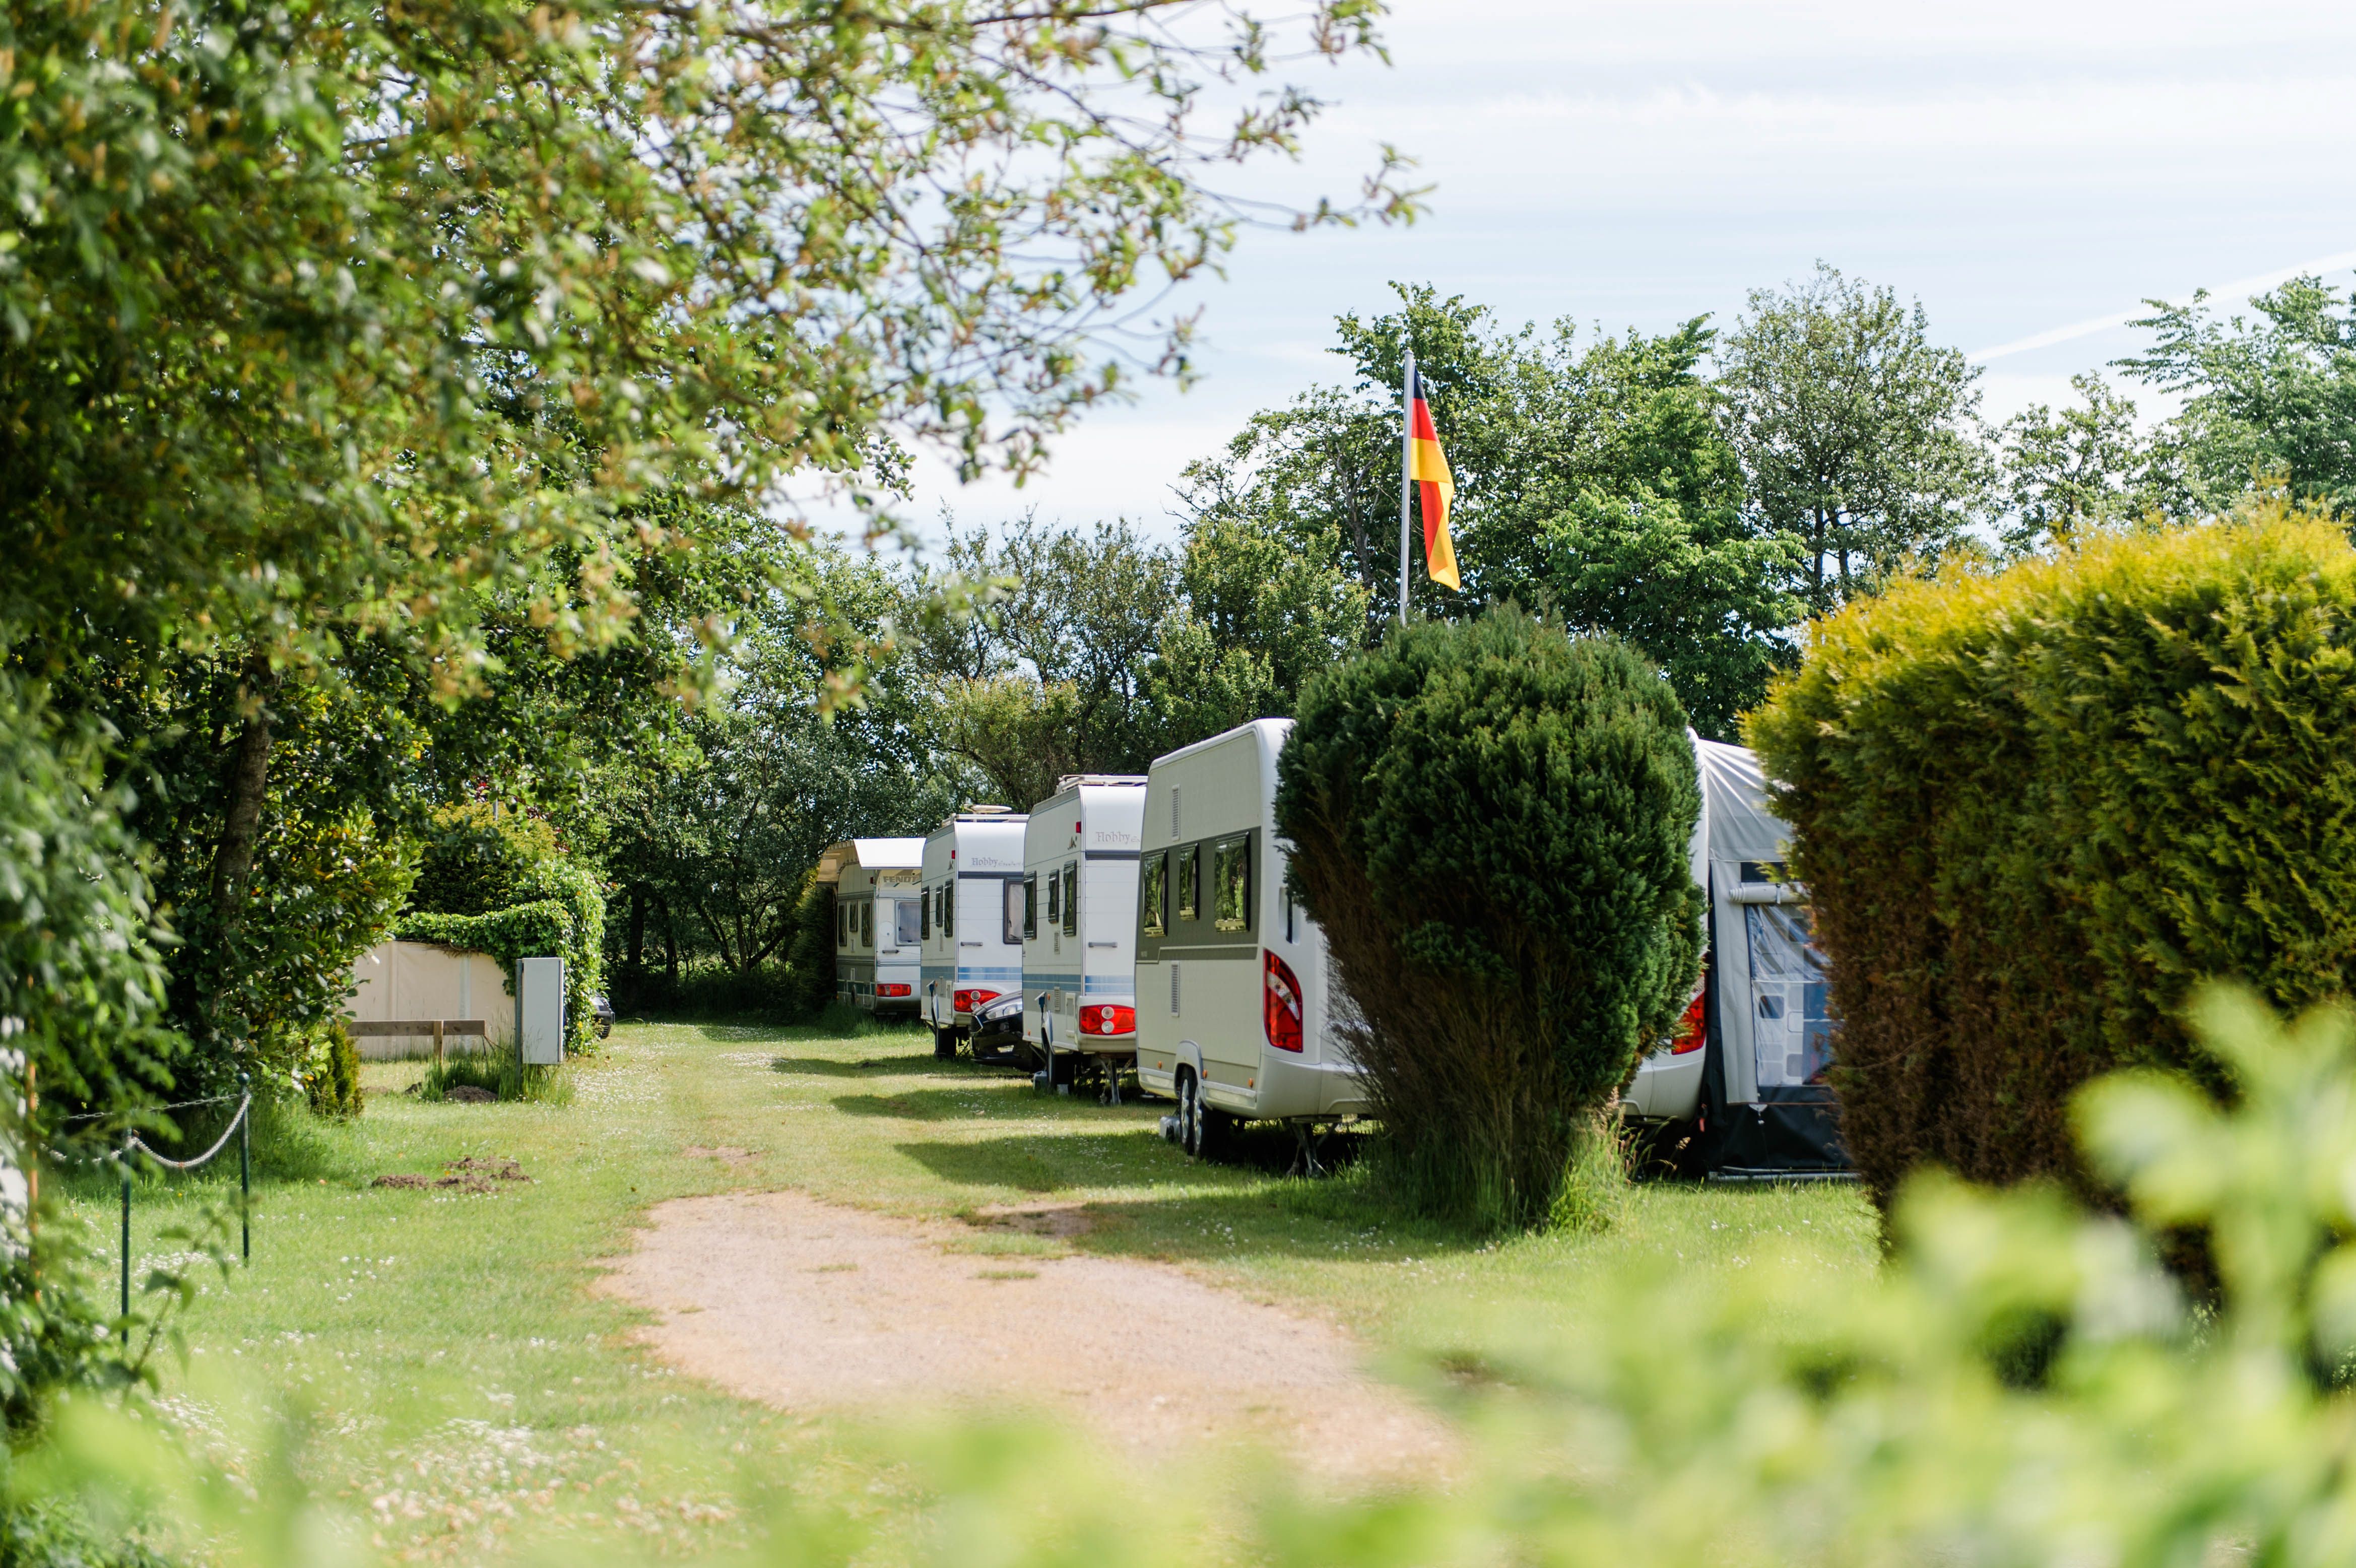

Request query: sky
[{"left": 808, "top": 0, "right": 2356, "bottom": 551}]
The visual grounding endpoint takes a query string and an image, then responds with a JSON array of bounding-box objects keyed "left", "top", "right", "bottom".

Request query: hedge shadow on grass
[{"left": 896, "top": 1129, "right": 1181, "bottom": 1194}]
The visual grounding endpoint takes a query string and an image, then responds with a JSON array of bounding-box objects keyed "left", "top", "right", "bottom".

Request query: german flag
[{"left": 1409, "top": 372, "right": 1460, "bottom": 591}]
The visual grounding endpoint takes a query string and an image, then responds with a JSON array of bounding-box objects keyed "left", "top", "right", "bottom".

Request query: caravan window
[
  {"left": 1141, "top": 852, "right": 1168, "bottom": 938},
  {"left": 943, "top": 884, "right": 955, "bottom": 940},
  {"left": 1176, "top": 845, "right": 1199, "bottom": 922},
  {"left": 921, "top": 890, "right": 932, "bottom": 940},
  {"left": 1045, "top": 866, "right": 1060, "bottom": 926},
  {"left": 897, "top": 899, "right": 921, "bottom": 946},
  {"left": 861, "top": 900, "right": 873, "bottom": 949},
  {"left": 1061, "top": 863, "right": 1078, "bottom": 936},
  {"left": 837, "top": 903, "right": 848, "bottom": 947},
  {"left": 1746, "top": 902, "right": 1832, "bottom": 1088},
  {"left": 1213, "top": 837, "right": 1251, "bottom": 932},
  {"left": 1023, "top": 874, "right": 1038, "bottom": 938}
]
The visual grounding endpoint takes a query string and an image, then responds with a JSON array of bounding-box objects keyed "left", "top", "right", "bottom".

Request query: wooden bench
[{"left": 347, "top": 1019, "right": 488, "bottom": 1066}]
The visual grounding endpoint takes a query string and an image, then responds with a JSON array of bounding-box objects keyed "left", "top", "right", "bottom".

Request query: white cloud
[{"left": 806, "top": 0, "right": 2356, "bottom": 535}]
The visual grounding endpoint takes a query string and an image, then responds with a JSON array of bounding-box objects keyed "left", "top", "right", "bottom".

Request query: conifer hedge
[
  {"left": 1277, "top": 606, "right": 1704, "bottom": 1230},
  {"left": 1748, "top": 505, "right": 2356, "bottom": 1214}
]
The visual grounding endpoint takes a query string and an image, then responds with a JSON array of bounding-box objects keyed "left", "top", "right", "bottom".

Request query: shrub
[
  {"left": 419, "top": 1040, "right": 570, "bottom": 1104},
  {"left": 395, "top": 900, "right": 603, "bottom": 1055},
  {"left": 782, "top": 872, "right": 837, "bottom": 1018},
  {"left": 407, "top": 803, "right": 564, "bottom": 916},
  {"left": 403, "top": 805, "right": 607, "bottom": 1052},
  {"left": 0, "top": 674, "right": 182, "bottom": 1129},
  {"left": 1747, "top": 502, "right": 2356, "bottom": 1215},
  {"left": 304, "top": 1021, "right": 363, "bottom": 1120},
  {"left": 620, "top": 958, "right": 813, "bottom": 1022},
  {"left": 1276, "top": 606, "right": 1704, "bottom": 1231}
]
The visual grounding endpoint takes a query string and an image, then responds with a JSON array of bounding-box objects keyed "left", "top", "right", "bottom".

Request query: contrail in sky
[{"left": 1970, "top": 248, "right": 2356, "bottom": 363}]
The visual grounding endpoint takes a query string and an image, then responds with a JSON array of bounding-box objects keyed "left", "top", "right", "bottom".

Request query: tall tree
[
  {"left": 1996, "top": 374, "right": 2162, "bottom": 555},
  {"left": 3, "top": 0, "right": 1407, "bottom": 1083},
  {"left": 2116, "top": 274, "right": 2356, "bottom": 517},
  {"left": 919, "top": 517, "right": 1180, "bottom": 803},
  {"left": 1184, "top": 286, "right": 1800, "bottom": 734},
  {"left": 1718, "top": 263, "right": 1994, "bottom": 612}
]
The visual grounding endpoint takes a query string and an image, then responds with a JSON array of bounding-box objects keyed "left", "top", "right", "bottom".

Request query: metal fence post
[
  {"left": 118, "top": 1136, "right": 132, "bottom": 1339},
  {"left": 237, "top": 1070, "right": 251, "bottom": 1264}
]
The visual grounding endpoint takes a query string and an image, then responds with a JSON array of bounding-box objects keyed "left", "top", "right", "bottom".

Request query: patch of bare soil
[{"left": 596, "top": 1191, "right": 1456, "bottom": 1485}]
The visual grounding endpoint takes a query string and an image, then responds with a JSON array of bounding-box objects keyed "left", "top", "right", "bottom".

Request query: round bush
[
  {"left": 1748, "top": 503, "right": 2356, "bottom": 1216},
  {"left": 1276, "top": 606, "right": 1704, "bottom": 1230}
]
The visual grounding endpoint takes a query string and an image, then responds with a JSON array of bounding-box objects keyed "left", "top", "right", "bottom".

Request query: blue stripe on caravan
[
  {"left": 1081, "top": 976, "right": 1133, "bottom": 996},
  {"left": 958, "top": 967, "right": 1024, "bottom": 984},
  {"left": 1026, "top": 971, "right": 1083, "bottom": 987}
]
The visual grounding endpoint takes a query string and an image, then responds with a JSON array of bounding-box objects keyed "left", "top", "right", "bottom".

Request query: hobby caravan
[
  {"left": 1021, "top": 775, "right": 1147, "bottom": 1091},
  {"left": 1623, "top": 738, "right": 1848, "bottom": 1177},
  {"left": 817, "top": 838, "right": 925, "bottom": 1016},
  {"left": 919, "top": 808, "right": 1028, "bottom": 1059},
  {"left": 1135, "top": 720, "right": 1366, "bottom": 1157}
]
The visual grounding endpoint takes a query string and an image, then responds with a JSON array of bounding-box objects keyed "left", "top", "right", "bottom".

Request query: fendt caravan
[
  {"left": 919, "top": 807, "right": 1028, "bottom": 1060},
  {"left": 1623, "top": 738, "right": 1848, "bottom": 1178},
  {"left": 1135, "top": 720, "right": 1366, "bottom": 1160},
  {"left": 818, "top": 838, "right": 926, "bottom": 1015},
  {"left": 1020, "top": 775, "right": 1147, "bottom": 1095}
]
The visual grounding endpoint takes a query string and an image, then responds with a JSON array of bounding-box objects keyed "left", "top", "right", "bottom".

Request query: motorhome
[
  {"left": 817, "top": 838, "right": 926, "bottom": 1016},
  {"left": 1020, "top": 775, "right": 1147, "bottom": 1091},
  {"left": 1135, "top": 720, "right": 1366, "bottom": 1158},
  {"left": 919, "top": 807, "right": 1028, "bottom": 1059},
  {"left": 1623, "top": 738, "right": 1846, "bottom": 1177}
]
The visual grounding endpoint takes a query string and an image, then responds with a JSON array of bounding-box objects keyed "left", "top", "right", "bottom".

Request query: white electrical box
[{"left": 517, "top": 955, "right": 566, "bottom": 1066}]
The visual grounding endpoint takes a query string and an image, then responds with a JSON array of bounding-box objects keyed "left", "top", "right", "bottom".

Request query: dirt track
[{"left": 596, "top": 1191, "right": 1455, "bottom": 1484}]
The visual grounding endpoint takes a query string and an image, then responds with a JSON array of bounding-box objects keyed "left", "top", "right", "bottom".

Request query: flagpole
[{"left": 1399, "top": 349, "right": 1414, "bottom": 626}]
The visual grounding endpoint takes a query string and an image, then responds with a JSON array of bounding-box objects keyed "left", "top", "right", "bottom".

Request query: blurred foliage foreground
[{"left": 13, "top": 985, "right": 2356, "bottom": 1565}]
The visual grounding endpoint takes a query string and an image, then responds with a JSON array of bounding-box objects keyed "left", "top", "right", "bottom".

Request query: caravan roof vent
[
  {"left": 1055, "top": 773, "right": 1148, "bottom": 793},
  {"left": 961, "top": 804, "right": 1013, "bottom": 816}
]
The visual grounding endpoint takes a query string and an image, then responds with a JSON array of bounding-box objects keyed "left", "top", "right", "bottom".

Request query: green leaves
[
  {"left": 1278, "top": 606, "right": 1703, "bottom": 1229},
  {"left": 2119, "top": 274, "right": 2356, "bottom": 519},
  {"left": 1750, "top": 500, "right": 2356, "bottom": 1216},
  {"left": 1718, "top": 262, "right": 1993, "bottom": 612}
]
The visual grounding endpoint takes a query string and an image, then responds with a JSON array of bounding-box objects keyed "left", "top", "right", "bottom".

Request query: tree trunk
[
  {"left": 209, "top": 651, "right": 278, "bottom": 934},
  {"left": 627, "top": 889, "right": 646, "bottom": 977},
  {"left": 661, "top": 901, "right": 679, "bottom": 984}
]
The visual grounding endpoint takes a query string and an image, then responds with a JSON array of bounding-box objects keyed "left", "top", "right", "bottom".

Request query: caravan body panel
[
  {"left": 1134, "top": 720, "right": 1366, "bottom": 1121},
  {"left": 919, "top": 814, "right": 1028, "bottom": 1030},
  {"left": 1022, "top": 777, "right": 1148, "bottom": 1061},
  {"left": 819, "top": 838, "right": 926, "bottom": 1014}
]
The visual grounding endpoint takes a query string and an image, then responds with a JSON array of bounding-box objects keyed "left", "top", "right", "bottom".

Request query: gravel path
[{"left": 597, "top": 1190, "right": 1456, "bottom": 1484}]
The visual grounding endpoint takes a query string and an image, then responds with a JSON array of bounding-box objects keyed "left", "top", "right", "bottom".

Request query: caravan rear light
[
  {"left": 877, "top": 984, "right": 911, "bottom": 998},
  {"left": 1670, "top": 989, "right": 1706, "bottom": 1055},
  {"left": 1080, "top": 1004, "right": 1136, "bottom": 1036},
  {"left": 953, "top": 989, "right": 999, "bottom": 1013},
  {"left": 1263, "top": 950, "right": 1304, "bottom": 1053}
]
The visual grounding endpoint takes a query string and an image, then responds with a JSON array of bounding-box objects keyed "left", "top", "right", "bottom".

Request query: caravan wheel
[
  {"left": 1176, "top": 1071, "right": 1205, "bottom": 1158},
  {"left": 1176, "top": 1071, "right": 1227, "bottom": 1160}
]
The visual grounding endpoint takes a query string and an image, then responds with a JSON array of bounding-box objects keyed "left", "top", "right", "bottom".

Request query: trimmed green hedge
[
  {"left": 1277, "top": 606, "right": 1704, "bottom": 1231},
  {"left": 395, "top": 900, "right": 601, "bottom": 1053},
  {"left": 1748, "top": 503, "right": 2356, "bottom": 1214}
]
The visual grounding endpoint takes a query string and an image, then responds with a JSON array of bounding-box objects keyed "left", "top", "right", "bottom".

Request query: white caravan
[
  {"left": 919, "top": 807, "right": 1029, "bottom": 1059},
  {"left": 1624, "top": 738, "right": 1845, "bottom": 1175},
  {"left": 1135, "top": 719, "right": 1366, "bottom": 1157},
  {"left": 1021, "top": 775, "right": 1147, "bottom": 1089},
  {"left": 818, "top": 838, "right": 926, "bottom": 1016}
]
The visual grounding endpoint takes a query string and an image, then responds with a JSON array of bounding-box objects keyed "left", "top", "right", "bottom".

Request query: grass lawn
[{"left": 52, "top": 1013, "right": 1879, "bottom": 1562}]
